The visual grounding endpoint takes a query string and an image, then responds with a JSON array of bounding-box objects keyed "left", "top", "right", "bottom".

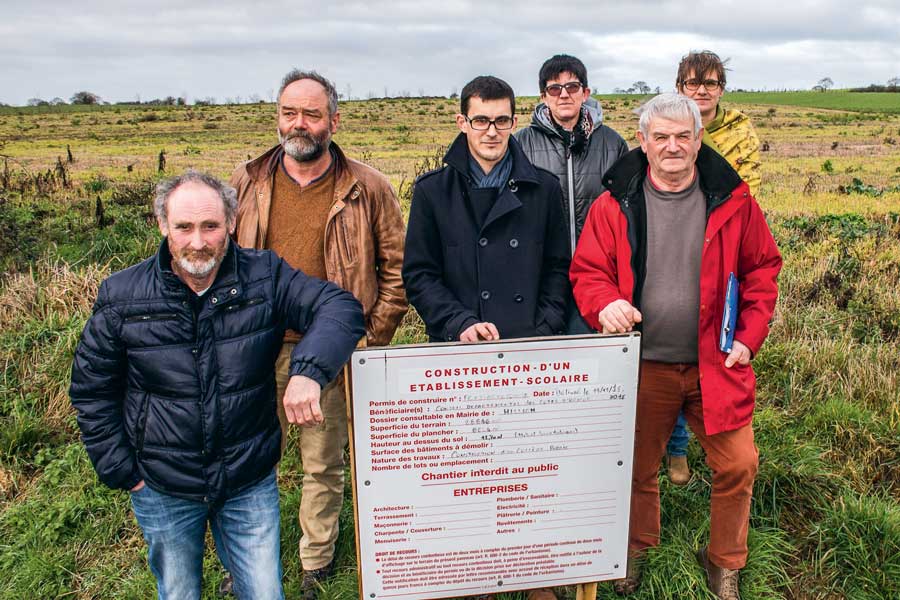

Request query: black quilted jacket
[
  {"left": 515, "top": 98, "right": 628, "bottom": 245},
  {"left": 69, "top": 239, "right": 364, "bottom": 503}
]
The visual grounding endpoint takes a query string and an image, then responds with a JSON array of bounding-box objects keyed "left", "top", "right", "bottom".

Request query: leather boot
[
  {"left": 697, "top": 546, "right": 742, "bottom": 600},
  {"left": 667, "top": 454, "right": 691, "bottom": 485},
  {"left": 612, "top": 559, "right": 642, "bottom": 595},
  {"left": 301, "top": 559, "right": 336, "bottom": 600}
]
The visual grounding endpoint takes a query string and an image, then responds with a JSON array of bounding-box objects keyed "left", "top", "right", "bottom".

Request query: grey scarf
[{"left": 468, "top": 149, "right": 514, "bottom": 189}]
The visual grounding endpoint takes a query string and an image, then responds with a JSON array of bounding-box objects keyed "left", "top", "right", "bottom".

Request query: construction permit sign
[{"left": 348, "top": 333, "right": 640, "bottom": 599}]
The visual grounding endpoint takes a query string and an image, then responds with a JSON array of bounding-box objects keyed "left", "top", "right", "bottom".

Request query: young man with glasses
[
  {"left": 665, "top": 51, "right": 763, "bottom": 485},
  {"left": 403, "top": 75, "right": 569, "bottom": 352},
  {"left": 403, "top": 74, "right": 569, "bottom": 600},
  {"left": 516, "top": 54, "right": 628, "bottom": 333}
]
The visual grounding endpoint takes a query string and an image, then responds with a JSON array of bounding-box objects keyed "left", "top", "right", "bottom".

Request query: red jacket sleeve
[
  {"left": 569, "top": 193, "right": 628, "bottom": 331},
  {"left": 733, "top": 197, "right": 782, "bottom": 355}
]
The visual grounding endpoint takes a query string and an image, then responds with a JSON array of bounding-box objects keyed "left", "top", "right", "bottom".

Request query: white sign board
[{"left": 350, "top": 334, "right": 640, "bottom": 599}]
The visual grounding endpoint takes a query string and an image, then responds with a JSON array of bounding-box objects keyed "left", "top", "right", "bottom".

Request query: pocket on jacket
[
  {"left": 141, "top": 393, "right": 203, "bottom": 450},
  {"left": 338, "top": 212, "right": 358, "bottom": 266},
  {"left": 222, "top": 297, "right": 265, "bottom": 313},
  {"left": 218, "top": 377, "right": 277, "bottom": 444},
  {"left": 123, "top": 313, "right": 178, "bottom": 324}
]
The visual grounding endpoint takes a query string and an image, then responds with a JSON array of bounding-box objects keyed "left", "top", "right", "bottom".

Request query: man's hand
[
  {"left": 459, "top": 322, "right": 500, "bottom": 342},
  {"left": 283, "top": 375, "right": 324, "bottom": 426},
  {"left": 130, "top": 480, "right": 145, "bottom": 492},
  {"left": 598, "top": 299, "right": 643, "bottom": 333},
  {"left": 724, "top": 340, "right": 752, "bottom": 368}
]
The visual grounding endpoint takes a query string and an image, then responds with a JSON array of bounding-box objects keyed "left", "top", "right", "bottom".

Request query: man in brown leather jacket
[{"left": 230, "top": 69, "right": 407, "bottom": 599}]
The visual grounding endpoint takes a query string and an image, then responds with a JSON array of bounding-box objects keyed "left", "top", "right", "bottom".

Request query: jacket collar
[
  {"left": 602, "top": 143, "right": 742, "bottom": 201},
  {"left": 155, "top": 237, "right": 241, "bottom": 299},
  {"left": 443, "top": 132, "right": 541, "bottom": 186},
  {"left": 244, "top": 144, "right": 282, "bottom": 183},
  {"left": 245, "top": 140, "right": 359, "bottom": 200}
]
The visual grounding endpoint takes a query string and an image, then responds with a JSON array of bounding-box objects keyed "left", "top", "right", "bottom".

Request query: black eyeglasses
[
  {"left": 543, "top": 82, "right": 584, "bottom": 97},
  {"left": 681, "top": 78, "right": 723, "bottom": 92},
  {"left": 465, "top": 115, "right": 515, "bottom": 131}
]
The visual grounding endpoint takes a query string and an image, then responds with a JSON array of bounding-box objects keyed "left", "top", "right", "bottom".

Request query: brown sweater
[{"left": 266, "top": 158, "right": 335, "bottom": 341}]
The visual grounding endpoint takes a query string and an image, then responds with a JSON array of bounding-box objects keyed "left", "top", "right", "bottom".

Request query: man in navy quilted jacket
[{"left": 69, "top": 170, "right": 364, "bottom": 600}]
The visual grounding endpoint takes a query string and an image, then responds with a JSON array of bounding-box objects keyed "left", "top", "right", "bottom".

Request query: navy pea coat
[{"left": 403, "top": 133, "right": 570, "bottom": 342}]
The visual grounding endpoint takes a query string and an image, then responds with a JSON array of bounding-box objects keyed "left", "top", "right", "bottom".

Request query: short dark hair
[
  {"left": 460, "top": 76, "right": 516, "bottom": 116},
  {"left": 539, "top": 54, "right": 588, "bottom": 91},
  {"left": 676, "top": 50, "right": 729, "bottom": 89},
  {"left": 277, "top": 69, "right": 338, "bottom": 117}
]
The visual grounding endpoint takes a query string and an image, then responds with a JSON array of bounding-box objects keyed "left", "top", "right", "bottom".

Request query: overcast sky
[{"left": 2, "top": 1, "right": 899, "bottom": 105}]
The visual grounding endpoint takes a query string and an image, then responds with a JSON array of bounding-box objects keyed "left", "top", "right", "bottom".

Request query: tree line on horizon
[{"left": 6, "top": 76, "right": 900, "bottom": 108}]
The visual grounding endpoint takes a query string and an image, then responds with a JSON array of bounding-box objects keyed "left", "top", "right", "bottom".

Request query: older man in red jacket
[{"left": 570, "top": 93, "right": 781, "bottom": 600}]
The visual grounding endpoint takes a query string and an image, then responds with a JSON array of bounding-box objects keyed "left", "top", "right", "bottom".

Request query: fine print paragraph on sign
[{"left": 349, "top": 334, "right": 640, "bottom": 599}]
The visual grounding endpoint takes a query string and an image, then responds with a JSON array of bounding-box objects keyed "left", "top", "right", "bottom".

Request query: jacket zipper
[
  {"left": 192, "top": 308, "right": 212, "bottom": 502},
  {"left": 124, "top": 313, "right": 178, "bottom": 323},
  {"left": 565, "top": 145, "right": 577, "bottom": 257},
  {"left": 339, "top": 213, "right": 356, "bottom": 262},
  {"left": 223, "top": 297, "right": 264, "bottom": 312}
]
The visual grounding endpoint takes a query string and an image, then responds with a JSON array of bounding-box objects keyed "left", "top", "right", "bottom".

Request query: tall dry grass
[{"left": 0, "top": 259, "right": 107, "bottom": 425}]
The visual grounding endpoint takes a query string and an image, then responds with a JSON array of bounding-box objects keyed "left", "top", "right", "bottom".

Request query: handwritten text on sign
[{"left": 351, "top": 335, "right": 640, "bottom": 599}]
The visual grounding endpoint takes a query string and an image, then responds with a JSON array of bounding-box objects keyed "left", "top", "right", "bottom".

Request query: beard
[
  {"left": 177, "top": 254, "right": 218, "bottom": 277},
  {"left": 172, "top": 237, "right": 228, "bottom": 279},
  {"left": 278, "top": 127, "right": 330, "bottom": 163}
]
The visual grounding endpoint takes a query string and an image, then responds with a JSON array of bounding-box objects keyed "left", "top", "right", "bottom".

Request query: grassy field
[
  {"left": 590, "top": 91, "right": 900, "bottom": 115},
  {"left": 1, "top": 94, "right": 899, "bottom": 599},
  {"left": 724, "top": 91, "right": 900, "bottom": 114}
]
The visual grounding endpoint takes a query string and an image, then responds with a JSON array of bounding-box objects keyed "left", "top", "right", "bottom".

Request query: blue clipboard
[{"left": 719, "top": 272, "right": 739, "bottom": 353}]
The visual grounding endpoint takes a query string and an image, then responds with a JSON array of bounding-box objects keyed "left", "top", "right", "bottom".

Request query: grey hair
[
  {"left": 277, "top": 69, "right": 339, "bottom": 117},
  {"left": 635, "top": 93, "right": 703, "bottom": 138},
  {"left": 153, "top": 170, "right": 238, "bottom": 226}
]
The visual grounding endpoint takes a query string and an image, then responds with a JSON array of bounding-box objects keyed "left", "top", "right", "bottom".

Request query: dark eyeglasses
[
  {"left": 681, "top": 78, "right": 723, "bottom": 92},
  {"left": 465, "top": 115, "right": 515, "bottom": 131},
  {"left": 543, "top": 82, "right": 584, "bottom": 97}
]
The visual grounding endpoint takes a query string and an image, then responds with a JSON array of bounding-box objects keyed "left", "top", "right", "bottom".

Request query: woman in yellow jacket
[
  {"left": 677, "top": 50, "right": 761, "bottom": 196},
  {"left": 665, "top": 50, "right": 762, "bottom": 484}
]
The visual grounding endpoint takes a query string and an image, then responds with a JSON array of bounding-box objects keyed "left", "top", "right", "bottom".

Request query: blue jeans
[
  {"left": 130, "top": 470, "right": 283, "bottom": 600},
  {"left": 666, "top": 410, "right": 691, "bottom": 457}
]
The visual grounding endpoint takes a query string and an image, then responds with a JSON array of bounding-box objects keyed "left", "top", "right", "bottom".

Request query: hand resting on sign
[
  {"left": 460, "top": 322, "right": 500, "bottom": 342},
  {"left": 597, "top": 299, "right": 642, "bottom": 334}
]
